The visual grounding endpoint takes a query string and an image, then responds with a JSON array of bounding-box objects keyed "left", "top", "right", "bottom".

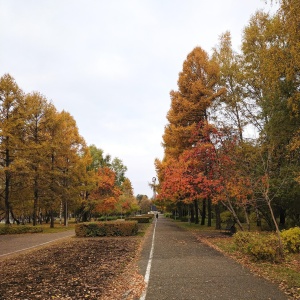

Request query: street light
[
  {"left": 152, "top": 177, "right": 156, "bottom": 200},
  {"left": 150, "top": 177, "right": 157, "bottom": 212}
]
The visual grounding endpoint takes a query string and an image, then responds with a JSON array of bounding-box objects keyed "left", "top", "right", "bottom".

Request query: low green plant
[
  {"left": 234, "top": 231, "right": 280, "bottom": 262},
  {"left": 220, "top": 211, "right": 233, "bottom": 223},
  {"left": 0, "top": 225, "right": 43, "bottom": 235},
  {"left": 281, "top": 227, "right": 300, "bottom": 253}
]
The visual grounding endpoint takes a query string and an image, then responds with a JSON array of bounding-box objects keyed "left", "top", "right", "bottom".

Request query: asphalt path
[
  {"left": 0, "top": 229, "right": 75, "bottom": 259},
  {"left": 138, "top": 216, "right": 288, "bottom": 300}
]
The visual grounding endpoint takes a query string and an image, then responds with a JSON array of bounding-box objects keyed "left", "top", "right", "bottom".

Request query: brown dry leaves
[{"left": 0, "top": 237, "right": 145, "bottom": 300}]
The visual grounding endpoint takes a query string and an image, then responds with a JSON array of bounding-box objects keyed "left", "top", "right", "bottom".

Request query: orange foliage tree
[
  {"left": 90, "top": 167, "right": 121, "bottom": 216},
  {"left": 158, "top": 122, "right": 252, "bottom": 228}
]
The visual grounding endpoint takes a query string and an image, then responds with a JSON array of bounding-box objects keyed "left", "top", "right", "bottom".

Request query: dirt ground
[{"left": 0, "top": 237, "right": 145, "bottom": 300}]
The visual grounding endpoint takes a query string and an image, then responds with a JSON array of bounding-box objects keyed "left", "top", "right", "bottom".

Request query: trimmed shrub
[
  {"left": 75, "top": 221, "right": 138, "bottom": 237},
  {"left": 234, "top": 231, "right": 280, "bottom": 262},
  {"left": 281, "top": 227, "right": 300, "bottom": 253},
  {"left": 146, "top": 214, "right": 155, "bottom": 219},
  {"left": 0, "top": 225, "right": 43, "bottom": 235},
  {"left": 126, "top": 216, "right": 152, "bottom": 223},
  {"left": 97, "top": 216, "right": 118, "bottom": 221}
]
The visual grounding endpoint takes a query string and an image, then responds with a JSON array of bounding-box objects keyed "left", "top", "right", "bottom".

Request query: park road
[
  {"left": 0, "top": 229, "right": 74, "bottom": 259},
  {"left": 138, "top": 216, "right": 288, "bottom": 300}
]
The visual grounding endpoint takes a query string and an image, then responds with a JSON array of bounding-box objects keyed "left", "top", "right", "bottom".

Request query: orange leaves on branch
[
  {"left": 90, "top": 167, "right": 121, "bottom": 214},
  {"left": 158, "top": 121, "right": 254, "bottom": 207}
]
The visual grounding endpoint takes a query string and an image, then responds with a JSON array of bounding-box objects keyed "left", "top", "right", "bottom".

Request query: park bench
[{"left": 222, "top": 220, "right": 236, "bottom": 235}]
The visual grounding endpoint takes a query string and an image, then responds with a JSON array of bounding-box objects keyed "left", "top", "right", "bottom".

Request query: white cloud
[{"left": 0, "top": 0, "right": 275, "bottom": 196}]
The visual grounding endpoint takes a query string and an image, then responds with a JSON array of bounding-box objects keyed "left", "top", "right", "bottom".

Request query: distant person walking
[{"left": 156, "top": 213, "right": 158, "bottom": 219}]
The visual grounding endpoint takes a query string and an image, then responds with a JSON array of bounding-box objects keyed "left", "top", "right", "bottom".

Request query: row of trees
[
  {"left": 155, "top": 0, "right": 300, "bottom": 235},
  {"left": 0, "top": 74, "right": 144, "bottom": 226}
]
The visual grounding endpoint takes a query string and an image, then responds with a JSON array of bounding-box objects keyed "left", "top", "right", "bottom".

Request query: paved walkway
[
  {"left": 138, "top": 216, "right": 288, "bottom": 300},
  {"left": 0, "top": 229, "right": 74, "bottom": 259}
]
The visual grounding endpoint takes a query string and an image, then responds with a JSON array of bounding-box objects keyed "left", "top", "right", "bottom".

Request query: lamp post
[
  {"left": 151, "top": 177, "right": 156, "bottom": 212},
  {"left": 152, "top": 177, "right": 156, "bottom": 200}
]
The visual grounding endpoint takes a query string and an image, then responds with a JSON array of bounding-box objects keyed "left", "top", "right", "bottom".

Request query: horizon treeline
[
  {"left": 155, "top": 0, "right": 300, "bottom": 231},
  {"left": 0, "top": 74, "right": 142, "bottom": 226}
]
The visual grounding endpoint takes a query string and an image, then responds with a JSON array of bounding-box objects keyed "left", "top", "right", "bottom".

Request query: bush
[
  {"left": 281, "top": 227, "right": 300, "bottom": 253},
  {"left": 220, "top": 211, "right": 233, "bottom": 223},
  {"left": 75, "top": 221, "right": 138, "bottom": 237},
  {"left": 0, "top": 225, "right": 43, "bottom": 235},
  {"left": 97, "top": 216, "right": 118, "bottom": 221},
  {"left": 126, "top": 216, "right": 152, "bottom": 223},
  {"left": 146, "top": 214, "right": 155, "bottom": 219},
  {"left": 234, "top": 231, "right": 280, "bottom": 262}
]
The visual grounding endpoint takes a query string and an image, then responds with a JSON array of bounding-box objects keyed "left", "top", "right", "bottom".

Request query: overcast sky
[{"left": 0, "top": 0, "right": 278, "bottom": 197}]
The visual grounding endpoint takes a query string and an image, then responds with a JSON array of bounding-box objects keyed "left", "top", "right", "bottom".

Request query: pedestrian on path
[{"left": 156, "top": 213, "right": 158, "bottom": 219}]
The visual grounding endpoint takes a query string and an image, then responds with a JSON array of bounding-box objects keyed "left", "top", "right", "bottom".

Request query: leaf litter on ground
[{"left": 0, "top": 237, "right": 145, "bottom": 300}]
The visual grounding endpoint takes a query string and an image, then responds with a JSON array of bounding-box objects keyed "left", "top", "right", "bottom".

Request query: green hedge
[
  {"left": 125, "top": 216, "right": 152, "bottom": 223},
  {"left": 75, "top": 221, "right": 138, "bottom": 237},
  {"left": 0, "top": 225, "right": 43, "bottom": 235},
  {"left": 97, "top": 216, "right": 119, "bottom": 221}
]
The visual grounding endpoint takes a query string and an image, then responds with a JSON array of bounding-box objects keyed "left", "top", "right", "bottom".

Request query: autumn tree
[
  {"left": 22, "top": 92, "right": 56, "bottom": 225},
  {"left": 212, "top": 31, "right": 247, "bottom": 142},
  {"left": 162, "top": 46, "right": 225, "bottom": 159},
  {"left": 241, "top": 7, "right": 300, "bottom": 230},
  {"left": 90, "top": 166, "right": 121, "bottom": 217},
  {"left": 138, "top": 195, "right": 151, "bottom": 214},
  {"left": 0, "top": 74, "right": 24, "bottom": 224},
  {"left": 55, "top": 111, "right": 87, "bottom": 226},
  {"left": 88, "top": 144, "right": 111, "bottom": 171},
  {"left": 159, "top": 46, "right": 225, "bottom": 223},
  {"left": 117, "top": 178, "right": 138, "bottom": 216},
  {"left": 111, "top": 157, "right": 127, "bottom": 187}
]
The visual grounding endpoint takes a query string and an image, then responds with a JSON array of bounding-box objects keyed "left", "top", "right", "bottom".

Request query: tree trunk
[
  {"left": 244, "top": 206, "right": 250, "bottom": 231},
  {"left": 221, "top": 199, "right": 244, "bottom": 231},
  {"left": 4, "top": 147, "right": 11, "bottom": 225},
  {"left": 279, "top": 207, "right": 286, "bottom": 228},
  {"left": 201, "top": 199, "right": 206, "bottom": 225},
  {"left": 256, "top": 208, "right": 261, "bottom": 227},
  {"left": 4, "top": 170, "right": 10, "bottom": 225},
  {"left": 194, "top": 200, "right": 199, "bottom": 224},
  {"left": 266, "top": 195, "right": 284, "bottom": 259},
  {"left": 190, "top": 203, "right": 195, "bottom": 223},
  {"left": 33, "top": 175, "right": 38, "bottom": 226},
  {"left": 50, "top": 210, "right": 55, "bottom": 228},
  {"left": 215, "top": 203, "right": 221, "bottom": 230},
  {"left": 207, "top": 198, "right": 212, "bottom": 227},
  {"left": 64, "top": 200, "right": 68, "bottom": 226}
]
